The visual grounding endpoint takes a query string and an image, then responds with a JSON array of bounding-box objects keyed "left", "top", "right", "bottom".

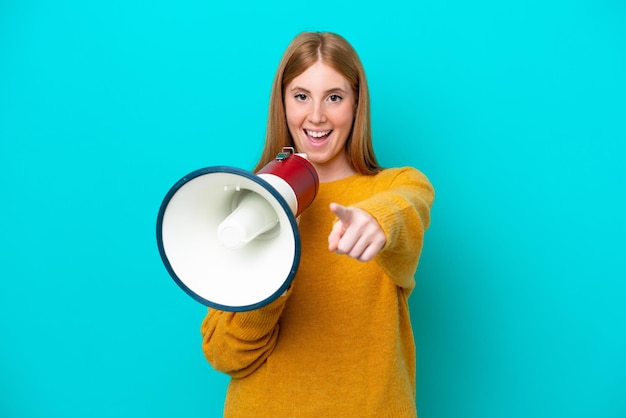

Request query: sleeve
[
  {"left": 353, "top": 167, "right": 435, "bottom": 289},
  {"left": 200, "top": 288, "right": 291, "bottom": 378}
]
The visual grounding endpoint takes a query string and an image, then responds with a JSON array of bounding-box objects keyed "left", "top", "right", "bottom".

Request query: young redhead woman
[{"left": 201, "top": 32, "right": 434, "bottom": 417}]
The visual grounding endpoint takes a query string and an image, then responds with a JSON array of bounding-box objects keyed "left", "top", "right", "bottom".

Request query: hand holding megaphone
[{"left": 328, "top": 203, "right": 386, "bottom": 262}]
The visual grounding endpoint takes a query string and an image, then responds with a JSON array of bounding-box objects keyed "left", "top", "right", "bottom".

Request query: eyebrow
[{"left": 289, "top": 86, "right": 349, "bottom": 95}]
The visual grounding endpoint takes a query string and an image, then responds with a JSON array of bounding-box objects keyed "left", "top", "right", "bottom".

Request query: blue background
[{"left": 1, "top": 0, "right": 625, "bottom": 417}]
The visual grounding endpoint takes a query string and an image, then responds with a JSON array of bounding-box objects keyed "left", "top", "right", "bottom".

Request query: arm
[
  {"left": 331, "top": 167, "right": 434, "bottom": 289},
  {"left": 200, "top": 291, "right": 290, "bottom": 378}
]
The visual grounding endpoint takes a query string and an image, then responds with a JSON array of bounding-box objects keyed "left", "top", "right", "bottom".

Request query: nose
[{"left": 307, "top": 101, "right": 326, "bottom": 124}]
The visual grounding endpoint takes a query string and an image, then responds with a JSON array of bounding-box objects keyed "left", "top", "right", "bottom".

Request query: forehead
[{"left": 288, "top": 61, "right": 352, "bottom": 93}]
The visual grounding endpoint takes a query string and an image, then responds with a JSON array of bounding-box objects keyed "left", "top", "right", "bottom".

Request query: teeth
[{"left": 306, "top": 130, "right": 330, "bottom": 138}]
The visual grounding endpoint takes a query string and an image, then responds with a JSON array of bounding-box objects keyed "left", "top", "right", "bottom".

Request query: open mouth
[{"left": 305, "top": 129, "right": 332, "bottom": 143}]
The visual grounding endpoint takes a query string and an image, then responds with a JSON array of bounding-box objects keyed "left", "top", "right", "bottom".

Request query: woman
[{"left": 201, "top": 32, "right": 434, "bottom": 417}]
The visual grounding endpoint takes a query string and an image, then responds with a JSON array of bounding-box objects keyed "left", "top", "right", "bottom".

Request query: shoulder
[{"left": 370, "top": 167, "right": 434, "bottom": 192}]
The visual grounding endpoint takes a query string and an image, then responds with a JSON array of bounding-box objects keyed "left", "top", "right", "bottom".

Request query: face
[{"left": 285, "top": 61, "right": 356, "bottom": 182}]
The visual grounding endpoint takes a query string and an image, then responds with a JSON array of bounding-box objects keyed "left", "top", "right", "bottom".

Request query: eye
[
  {"left": 328, "top": 94, "right": 343, "bottom": 102},
  {"left": 294, "top": 93, "right": 308, "bottom": 101}
]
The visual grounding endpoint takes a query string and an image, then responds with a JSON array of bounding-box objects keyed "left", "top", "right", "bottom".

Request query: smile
[{"left": 305, "top": 129, "right": 332, "bottom": 140}]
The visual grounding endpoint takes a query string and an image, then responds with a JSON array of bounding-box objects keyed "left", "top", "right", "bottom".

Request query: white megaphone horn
[{"left": 156, "top": 147, "right": 319, "bottom": 311}]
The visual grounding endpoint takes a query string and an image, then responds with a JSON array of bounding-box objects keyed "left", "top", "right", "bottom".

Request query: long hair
[{"left": 254, "top": 32, "right": 382, "bottom": 175}]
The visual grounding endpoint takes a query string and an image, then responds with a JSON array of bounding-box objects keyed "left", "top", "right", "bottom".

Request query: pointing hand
[{"left": 328, "top": 203, "right": 386, "bottom": 262}]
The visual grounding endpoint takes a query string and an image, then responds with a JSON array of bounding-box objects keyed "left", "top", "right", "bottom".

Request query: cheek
[
  {"left": 285, "top": 111, "right": 305, "bottom": 147},
  {"left": 333, "top": 106, "right": 356, "bottom": 131},
  {"left": 285, "top": 103, "right": 303, "bottom": 128}
]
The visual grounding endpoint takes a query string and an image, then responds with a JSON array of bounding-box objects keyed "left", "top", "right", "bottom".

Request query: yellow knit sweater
[{"left": 201, "top": 167, "right": 434, "bottom": 417}]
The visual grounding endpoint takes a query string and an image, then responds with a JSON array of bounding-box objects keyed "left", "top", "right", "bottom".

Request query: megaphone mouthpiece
[{"left": 217, "top": 191, "right": 279, "bottom": 249}]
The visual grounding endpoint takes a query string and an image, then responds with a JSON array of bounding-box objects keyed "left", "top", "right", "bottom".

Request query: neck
[{"left": 314, "top": 164, "right": 357, "bottom": 183}]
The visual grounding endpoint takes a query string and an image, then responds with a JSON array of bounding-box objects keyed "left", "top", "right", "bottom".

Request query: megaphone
[{"left": 156, "top": 147, "right": 319, "bottom": 312}]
